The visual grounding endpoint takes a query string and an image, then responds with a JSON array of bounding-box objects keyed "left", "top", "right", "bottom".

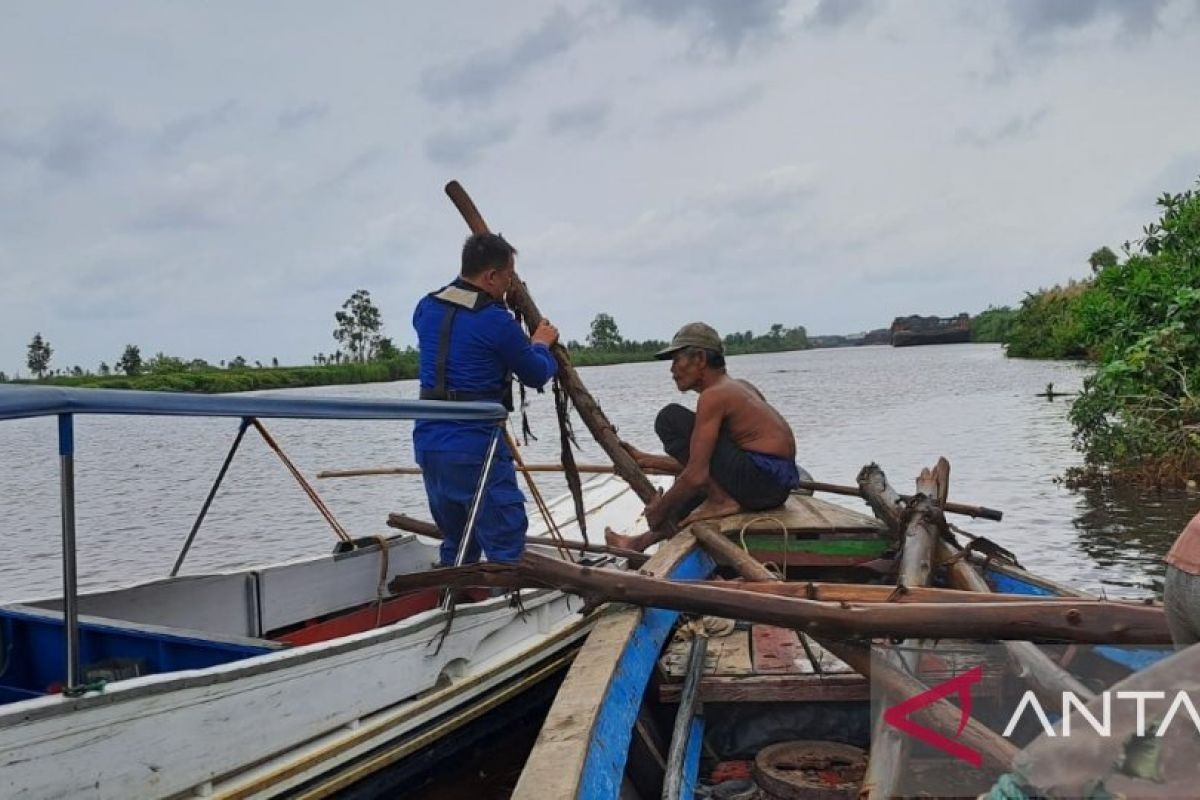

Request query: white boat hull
[{"left": 0, "top": 475, "right": 647, "bottom": 799}]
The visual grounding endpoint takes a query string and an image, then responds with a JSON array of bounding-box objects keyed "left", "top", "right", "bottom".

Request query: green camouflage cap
[{"left": 655, "top": 322, "right": 724, "bottom": 359}]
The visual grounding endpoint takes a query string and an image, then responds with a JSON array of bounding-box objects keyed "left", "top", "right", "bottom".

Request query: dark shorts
[
  {"left": 416, "top": 449, "right": 527, "bottom": 566},
  {"left": 655, "top": 403, "right": 802, "bottom": 513}
]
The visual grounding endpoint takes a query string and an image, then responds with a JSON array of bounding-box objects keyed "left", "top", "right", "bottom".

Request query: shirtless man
[{"left": 606, "top": 322, "right": 807, "bottom": 552}]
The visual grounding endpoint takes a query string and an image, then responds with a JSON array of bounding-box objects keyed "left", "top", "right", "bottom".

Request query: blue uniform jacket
[{"left": 412, "top": 279, "right": 557, "bottom": 457}]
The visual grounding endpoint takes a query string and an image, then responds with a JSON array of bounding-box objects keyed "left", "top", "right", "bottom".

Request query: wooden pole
[
  {"left": 862, "top": 461, "right": 947, "bottom": 800},
  {"left": 317, "top": 463, "right": 675, "bottom": 479},
  {"left": 694, "top": 579, "right": 1142, "bottom": 605},
  {"left": 856, "top": 463, "right": 906, "bottom": 533},
  {"left": 443, "top": 181, "right": 660, "bottom": 506},
  {"left": 321, "top": 460, "right": 1004, "bottom": 521},
  {"left": 385, "top": 551, "right": 1171, "bottom": 644},
  {"left": 384, "top": 512, "right": 649, "bottom": 566}
]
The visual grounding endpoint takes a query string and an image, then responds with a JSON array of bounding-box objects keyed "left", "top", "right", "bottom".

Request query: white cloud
[{"left": 1, "top": 1, "right": 1200, "bottom": 374}]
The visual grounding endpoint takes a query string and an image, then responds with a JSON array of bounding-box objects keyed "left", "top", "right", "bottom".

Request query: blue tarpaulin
[{"left": 0, "top": 385, "right": 507, "bottom": 423}]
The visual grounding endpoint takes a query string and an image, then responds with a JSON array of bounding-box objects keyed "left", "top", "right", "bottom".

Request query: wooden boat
[
  {"left": 0, "top": 386, "right": 651, "bottom": 799},
  {"left": 511, "top": 490, "right": 1173, "bottom": 800}
]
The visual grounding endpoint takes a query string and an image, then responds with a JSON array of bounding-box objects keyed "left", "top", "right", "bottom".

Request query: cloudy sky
[{"left": 3, "top": 1, "right": 1200, "bottom": 375}]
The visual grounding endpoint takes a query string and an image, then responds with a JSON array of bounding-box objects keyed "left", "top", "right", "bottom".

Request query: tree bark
[{"left": 856, "top": 463, "right": 905, "bottom": 533}]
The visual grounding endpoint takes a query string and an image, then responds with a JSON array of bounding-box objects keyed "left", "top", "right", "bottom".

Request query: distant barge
[{"left": 890, "top": 312, "right": 971, "bottom": 346}]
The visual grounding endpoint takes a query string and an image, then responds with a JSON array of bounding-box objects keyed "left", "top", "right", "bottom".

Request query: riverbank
[
  {"left": 18, "top": 358, "right": 419, "bottom": 393},
  {"left": 10, "top": 343, "right": 823, "bottom": 392}
]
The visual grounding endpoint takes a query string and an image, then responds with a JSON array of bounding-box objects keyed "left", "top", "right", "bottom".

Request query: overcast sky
[{"left": 3, "top": 1, "right": 1200, "bottom": 375}]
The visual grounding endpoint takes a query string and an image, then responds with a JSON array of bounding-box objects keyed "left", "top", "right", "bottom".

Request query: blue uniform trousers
[{"left": 416, "top": 449, "right": 527, "bottom": 566}]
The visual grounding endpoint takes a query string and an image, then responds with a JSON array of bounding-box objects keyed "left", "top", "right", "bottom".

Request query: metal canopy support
[
  {"left": 57, "top": 413, "right": 80, "bottom": 691},
  {"left": 170, "top": 417, "right": 252, "bottom": 577},
  {"left": 441, "top": 424, "right": 503, "bottom": 611}
]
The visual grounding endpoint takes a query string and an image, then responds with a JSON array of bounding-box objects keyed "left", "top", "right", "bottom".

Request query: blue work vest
[{"left": 412, "top": 278, "right": 557, "bottom": 456}]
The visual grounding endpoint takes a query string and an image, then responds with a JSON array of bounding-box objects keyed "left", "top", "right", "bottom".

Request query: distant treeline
[
  {"left": 40, "top": 357, "right": 420, "bottom": 393},
  {"left": 567, "top": 316, "right": 812, "bottom": 366}
]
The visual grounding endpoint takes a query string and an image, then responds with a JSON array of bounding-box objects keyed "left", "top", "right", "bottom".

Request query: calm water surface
[{"left": 2, "top": 344, "right": 1195, "bottom": 602}]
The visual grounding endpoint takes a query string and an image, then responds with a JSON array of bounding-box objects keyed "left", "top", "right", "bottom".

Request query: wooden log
[
  {"left": 940, "top": 541, "right": 1095, "bottom": 704},
  {"left": 863, "top": 462, "right": 946, "bottom": 800},
  {"left": 856, "top": 463, "right": 905, "bottom": 533},
  {"left": 384, "top": 552, "right": 1172, "bottom": 644},
  {"left": 687, "top": 522, "right": 1018, "bottom": 773},
  {"left": 384, "top": 512, "right": 649, "bottom": 566},
  {"left": 443, "top": 181, "right": 660, "bottom": 506},
  {"left": 659, "top": 672, "right": 870, "bottom": 704},
  {"left": 800, "top": 477, "right": 1003, "bottom": 521},
  {"left": 695, "top": 579, "right": 1143, "bottom": 605}
]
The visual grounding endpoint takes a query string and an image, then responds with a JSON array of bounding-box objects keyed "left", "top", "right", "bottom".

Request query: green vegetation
[
  {"left": 969, "top": 306, "right": 1017, "bottom": 343},
  {"left": 1004, "top": 282, "right": 1091, "bottom": 358},
  {"left": 999, "top": 178, "right": 1200, "bottom": 486},
  {"left": 41, "top": 356, "right": 419, "bottom": 393},
  {"left": 1067, "top": 185, "right": 1200, "bottom": 486}
]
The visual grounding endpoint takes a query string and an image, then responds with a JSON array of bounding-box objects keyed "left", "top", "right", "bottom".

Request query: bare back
[{"left": 697, "top": 375, "right": 796, "bottom": 459}]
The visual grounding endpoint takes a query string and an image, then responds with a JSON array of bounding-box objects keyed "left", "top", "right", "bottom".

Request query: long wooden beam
[
  {"left": 327, "top": 461, "right": 1004, "bottom": 520},
  {"left": 384, "top": 550, "right": 1171, "bottom": 644},
  {"left": 384, "top": 512, "right": 649, "bottom": 566},
  {"left": 696, "top": 579, "right": 1144, "bottom": 605}
]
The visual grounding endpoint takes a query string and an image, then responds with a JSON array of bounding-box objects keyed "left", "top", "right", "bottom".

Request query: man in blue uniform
[{"left": 413, "top": 233, "right": 558, "bottom": 566}]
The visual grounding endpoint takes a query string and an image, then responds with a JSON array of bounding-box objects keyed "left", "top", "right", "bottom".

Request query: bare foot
[
  {"left": 679, "top": 497, "right": 743, "bottom": 528},
  {"left": 605, "top": 526, "right": 644, "bottom": 552}
]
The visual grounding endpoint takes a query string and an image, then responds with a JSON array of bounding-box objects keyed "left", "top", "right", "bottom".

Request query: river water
[{"left": 2, "top": 344, "right": 1195, "bottom": 603}]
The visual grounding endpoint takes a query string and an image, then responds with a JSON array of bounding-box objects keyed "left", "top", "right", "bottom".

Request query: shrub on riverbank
[
  {"left": 1005, "top": 282, "right": 1091, "bottom": 358},
  {"left": 970, "top": 306, "right": 1017, "bottom": 343},
  {"left": 1067, "top": 185, "right": 1200, "bottom": 487}
]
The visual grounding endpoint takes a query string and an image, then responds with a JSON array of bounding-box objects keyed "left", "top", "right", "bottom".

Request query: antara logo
[
  {"left": 1001, "top": 690, "right": 1200, "bottom": 738},
  {"left": 883, "top": 665, "right": 984, "bottom": 767},
  {"left": 884, "top": 664, "right": 1200, "bottom": 768}
]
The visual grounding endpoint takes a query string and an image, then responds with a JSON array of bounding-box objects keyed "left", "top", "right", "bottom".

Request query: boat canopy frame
[{"left": 0, "top": 385, "right": 507, "bottom": 694}]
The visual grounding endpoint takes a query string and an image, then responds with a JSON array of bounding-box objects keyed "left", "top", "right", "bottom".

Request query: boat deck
[{"left": 658, "top": 625, "right": 867, "bottom": 704}]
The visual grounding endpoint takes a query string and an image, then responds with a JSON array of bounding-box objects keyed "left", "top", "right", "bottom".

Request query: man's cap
[{"left": 655, "top": 322, "right": 724, "bottom": 359}]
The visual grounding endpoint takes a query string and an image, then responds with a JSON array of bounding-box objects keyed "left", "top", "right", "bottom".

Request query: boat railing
[{"left": 0, "top": 385, "right": 507, "bottom": 694}]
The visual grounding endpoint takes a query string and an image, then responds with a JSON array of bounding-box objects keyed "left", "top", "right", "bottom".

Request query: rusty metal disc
[{"left": 751, "top": 741, "right": 866, "bottom": 800}]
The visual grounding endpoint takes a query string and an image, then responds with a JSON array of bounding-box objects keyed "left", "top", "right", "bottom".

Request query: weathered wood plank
[{"left": 659, "top": 672, "right": 869, "bottom": 703}]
